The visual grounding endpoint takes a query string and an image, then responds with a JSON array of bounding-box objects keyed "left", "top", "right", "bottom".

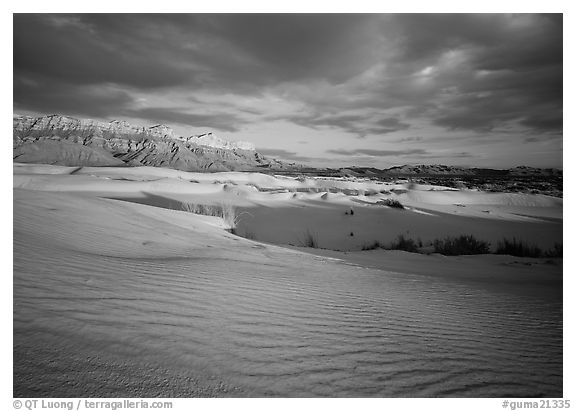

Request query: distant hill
[
  {"left": 385, "top": 164, "right": 477, "bottom": 175},
  {"left": 13, "top": 114, "right": 300, "bottom": 172},
  {"left": 338, "top": 165, "right": 561, "bottom": 178}
]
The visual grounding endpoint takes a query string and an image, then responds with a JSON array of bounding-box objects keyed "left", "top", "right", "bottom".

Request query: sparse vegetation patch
[
  {"left": 376, "top": 199, "right": 404, "bottom": 209},
  {"left": 495, "top": 237, "right": 543, "bottom": 258},
  {"left": 180, "top": 201, "right": 251, "bottom": 232},
  {"left": 433, "top": 235, "right": 490, "bottom": 256},
  {"left": 301, "top": 230, "right": 319, "bottom": 248},
  {"left": 361, "top": 241, "right": 381, "bottom": 251},
  {"left": 384, "top": 235, "right": 421, "bottom": 253}
]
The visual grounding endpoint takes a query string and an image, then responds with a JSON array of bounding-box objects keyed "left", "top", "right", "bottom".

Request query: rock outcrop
[
  {"left": 13, "top": 114, "right": 299, "bottom": 172},
  {"left": 13, "top": 140, "right": 125, "bottom": 167},
  {"left": 177, "top": 132, "right": 256, "bottom": 151}
]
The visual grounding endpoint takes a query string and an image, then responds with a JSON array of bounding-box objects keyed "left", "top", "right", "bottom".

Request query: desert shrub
[
  {"left": 377, "top": 199, "right": 404, "bottom": 209},
  {"left": 180, "top": 201, "right": 251, "bottom": 232},
  {"left": 221, "top": 202, "right": 241, "bottom": 229},
  {"left": 301, "top": 230, "right": 318, "bottom": 248},
  {"left": 495, "top": 238, "right": 543, "bottom": 258},
  {"left": 362, "top": 240, "right": 381, "bottom": 251},
  {"left": 385, "top": 235, "right": 420, "bottom": 253},
  {"left": 433, "top": 235, "right": 490, "bottom": 256},
  {"left": 544, "top": 243, "right": 563, "bottom": 258},
  {"left": 181, "top": 202, "right": 222, "bottom": 217}
]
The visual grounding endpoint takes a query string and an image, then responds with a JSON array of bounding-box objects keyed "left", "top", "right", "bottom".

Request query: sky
[{"left": 13, "top": 13, "right": 563, "bottom": 169}]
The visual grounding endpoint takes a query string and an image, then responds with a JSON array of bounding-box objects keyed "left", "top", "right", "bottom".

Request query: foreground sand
[{"left": 13, "top": 163, "right": 562, "bottom": 397}]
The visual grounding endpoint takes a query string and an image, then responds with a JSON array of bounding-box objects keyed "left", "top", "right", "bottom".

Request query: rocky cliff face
[
  {"left": 13, "top": 114, "right": 298, "bottom": 171},
  {"left": 177, "top": 132, "right": 256, "bottom": 151}
]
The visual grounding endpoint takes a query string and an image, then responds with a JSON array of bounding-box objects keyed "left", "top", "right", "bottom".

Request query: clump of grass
[
  {"left": 361, "top": 235, "right": 422, "bottom": 253},
  {"left": 180, "top": 201, "right": 251, "bottom": 232},
  {"left": 362, "top": 240, "right": 381, "bottom": 251},
  {"left": 385, "top": 235, "right": 421, "bottom": 253},
  {"left": 301, "top": 230, "right": 319, "bottom": 248},
  {"left": 544, "top": 243, "right": 563, "bottom": 258},
  {"left": 221, "top": 202, "right": 238, "bottom": 229},
  {"left": 433, "top": 235, "right": 490, "bottom": 256},
  {"left": 181, "top": 202, "right": 221, "bottom": 216},
  {"left": 377, "top": 199, "right": 404, "bottom": 209},
  {"left": 356, "top": 231, "right": 560, "bottom": 258},
  {"left": 495, "top": 237, "right": 543, "bottom": 258}
]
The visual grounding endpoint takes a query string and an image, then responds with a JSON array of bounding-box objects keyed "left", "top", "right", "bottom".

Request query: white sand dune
[{"left": 13, "top": 163, "right": 562, "bottom": 397}]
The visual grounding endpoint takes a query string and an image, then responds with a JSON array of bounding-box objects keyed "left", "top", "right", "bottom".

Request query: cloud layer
[{"left": 13, "top": 14, "right": 563, "bottom": 168}]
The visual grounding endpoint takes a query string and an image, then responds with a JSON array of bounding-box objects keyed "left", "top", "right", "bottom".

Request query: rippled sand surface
[{"left": 14, "top": 189, "right": 562, "bottom": 397}]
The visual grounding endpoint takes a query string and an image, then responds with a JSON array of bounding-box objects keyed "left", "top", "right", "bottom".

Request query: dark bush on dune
[
  {"left": 361, "top": 240, "right": 381, "bottom": 251},
  {"left": 495, "top": 238, "right": 543, "bottom": 258},
  {"left": 544, "top": 243, "right": 563, "bottom": 258},
  {"left": 433, "top": 235, "right": 490, "bottom": 256},
  {"left": 358, "top": 232, "right": 561, "bottom": 259},
  {"left": 301, "top": 230, "right": 319, "bottom": 248},
  {"left": 362, "top": 235, "right": 421, "bottom": 253},
  {"left": 385, "top": 235, "right": 420, "bottom": 253},
  {"left": 377, "top": 199, "right": 404, "bottom": 209}
]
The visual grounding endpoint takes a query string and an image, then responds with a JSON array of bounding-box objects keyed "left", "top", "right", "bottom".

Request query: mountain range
[
  {"left": 13, "top": 114, "right": 295, "bottom": 172},
  {"left": 13, "top": 114, "right": 561, "bottom": 177}
]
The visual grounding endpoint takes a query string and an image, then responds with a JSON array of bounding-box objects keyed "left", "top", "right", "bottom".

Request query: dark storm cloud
[
  {"left": 13, "top": 13, "right": 562, "bottom": 138},
  {"left": 13, "top": 75, "right": 135, "bottom": 118},
  {"left": 121, "top": 108, "right": 247, "bottom": 132},
  {"left": 397, "top": 136, "right": 423, "bottom": 143},
  {"left": 257, "top": 148, "right": 319, "bottom": 163},
  {"left": 14, "top": 14, "right": 380, "bottom": 91},
  {"left": 13, "top": 13, "right": 383, "bottom": 129},
  {"left": 377, "top": 14, "right": 562, "bottom": 134},
  {"left": 364, "top": 118, "right": 411, "bottom": 136},
  {"left": 197, "top": 14, "right": 382, "bottom": 83},
  {"left": 380, "top": 14, "right": 562, "bottom": 71},
  {"left": 410, "top": 151, "right": 475, "bottom": 159},
  {"left": 290, "top": 14, "right": 562, "bottom": 135},
  {"left": 519, "top": 114, "right": 563, "bottom": 132},
  {"left": 13, "top": 74, "right": 245, "bottom": 132},
  {"left": 285, "top": 113, "right": 364, "bottom": 131},
  {"left": 14, "top": 14, "right": 194, "bottom": 89},
  {"left": 424, "top": 60, "right": 563, "bottom": 134},
  {"left": 285, "top": 113, "right": 411, "bottom": 137}
]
